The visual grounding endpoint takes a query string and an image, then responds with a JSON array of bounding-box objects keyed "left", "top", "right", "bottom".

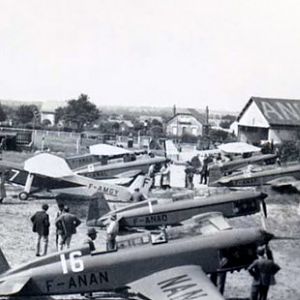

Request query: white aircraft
[{"left": 4, "top": 153, "right": 152, "bottom": 201}]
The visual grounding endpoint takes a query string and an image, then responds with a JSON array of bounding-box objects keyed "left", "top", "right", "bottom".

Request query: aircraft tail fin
[
  {"left": 0, "top": 247, "right": 10, "bottom": 274},
  {"left": 208, "top": 165, "right": 223, "bottom": 186},
  {"left": 86, "top": 192, "right": 110, "bottom": 226},
  {"left": 128, "top": 174, "right": 153, "bottom": 197}
]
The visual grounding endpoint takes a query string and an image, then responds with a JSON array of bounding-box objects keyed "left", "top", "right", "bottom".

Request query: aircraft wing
[
  {"left": 183, "top": 212, "right": 232, "bottom": 235},
  {"left": 129, "top": 265, "right": 224, "bottom": 300},
  {"left": 0, "top": 275, "right": 31, "bottom": 296}
]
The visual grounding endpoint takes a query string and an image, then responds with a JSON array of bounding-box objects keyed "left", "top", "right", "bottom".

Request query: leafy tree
[
  {"left": 54, "top": 106, "right": 66, "bottom": 125},
  {"left": 112, "top": 122, "right": 120, "bottom": 133},
  {"left": 0, "top": 104, "right": 7, "bottom": 122},
  {"left": 56, "top": 94, "right": 100, "bottom": 130},
  {"left": 15, "top": 105, "right": 39, "bottom": 124},
  {"left": 219, "top": 114, "right": 236, "bottom": 129}
]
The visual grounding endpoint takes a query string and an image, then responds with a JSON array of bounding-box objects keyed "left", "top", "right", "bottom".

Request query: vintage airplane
[
  {"left": 2, "top": 153, "right": 152, "bottom": 201},
  {"left": 86, "top": 190, "right": 268, "bottom": 229},
  {"left": 73, "top": 155, "right": 166, "bottom": 180},
  {"left": 66, "top": 143, "right": 166, "bottom": 179},
  {"left": 0, "top": 224, "right": 279, "bottom": 299},
  {"left": 215, "top": 153, "right": 277, "bottom": 175},
  {"left": 212, "top": 163, "right": 300, "bottom": 188}
]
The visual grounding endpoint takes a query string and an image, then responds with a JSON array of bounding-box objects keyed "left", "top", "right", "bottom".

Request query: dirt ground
[{"left": 0, "top": 152, "right": 299, "bottom": 299}]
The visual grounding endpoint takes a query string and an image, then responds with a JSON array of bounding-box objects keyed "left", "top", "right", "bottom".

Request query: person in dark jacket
[
  {"left": 31, "top": 203, "right": 50, "bottom": 256},
  {"left": 55, "top": 206, "right": 81, "bottom": 250},
  {"left": 248, "top": 245, "right": 280, "bottom": 300},
  {"left": 84, "top": 228, "right": 97, "bottom": 252}
]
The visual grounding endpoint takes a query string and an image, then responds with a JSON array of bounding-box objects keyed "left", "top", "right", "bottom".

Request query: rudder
[{"left": 86, "top": 192, "right": 110, "bottom": 226}]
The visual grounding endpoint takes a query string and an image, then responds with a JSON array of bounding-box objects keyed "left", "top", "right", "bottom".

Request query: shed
[{"left": 237, "top": 97, "right": 300, "bottom": 144}]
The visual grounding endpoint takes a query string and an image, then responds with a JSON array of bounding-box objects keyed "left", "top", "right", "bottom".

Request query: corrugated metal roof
[{"left": 238, "top": 97, "right": 300, "bottom": 126}]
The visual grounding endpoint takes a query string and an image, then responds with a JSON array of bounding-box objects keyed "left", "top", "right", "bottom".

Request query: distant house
[
  {"left": 119, "top": 120, "right": 134, "bottom": 132},
  {"left": 40, "top": 101, "right": 66, "bottom": 126},
  {"left": 166, "top": 108, "right": 206, "bottom": 137},
  {"left": 237, "top": 97, "right": 300, "bottom": 144}
]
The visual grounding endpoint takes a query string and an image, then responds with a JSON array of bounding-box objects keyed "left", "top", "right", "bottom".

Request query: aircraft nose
[
  {"left": 260, "top": 229, "right": 274, "bottom": 242},
  {"left": 260, "top": 192, "right": 268, "bottom": 199}
]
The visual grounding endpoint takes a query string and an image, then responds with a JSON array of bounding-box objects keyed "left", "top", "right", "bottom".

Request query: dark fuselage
[
  {"left": 94, "top": 191, "right": 264, "bottom": 228},
  {"left": 0, "top": 227, "right": 270, "bottom": 296},
  {"left": 218, "top": 164, "right": 300, "bottom": 187}
]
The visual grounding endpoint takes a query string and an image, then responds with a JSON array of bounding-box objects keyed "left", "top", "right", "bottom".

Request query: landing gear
[{"left": 19, "top": 192, "right": 29, "bottom": 201}]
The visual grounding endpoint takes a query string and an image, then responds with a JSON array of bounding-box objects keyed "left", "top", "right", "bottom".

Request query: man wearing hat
[
  {"left": 85, "top": 228, "right": 97, "bottom": 251},
  {"left": 31, "top": 203, "right": 50, "bottom": 256},
  {"left": 248, "top": 245, "right": 281, "bottom": 300}
]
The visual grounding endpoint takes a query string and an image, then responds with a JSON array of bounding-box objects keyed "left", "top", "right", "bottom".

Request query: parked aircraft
[
  {"left": 74, "top": 155, "right": 166, "bottom": 180},
  {"left": 2, "top": 153, "right": 152, "bottom": 201},
  {"left": 86, "top": 190, "right": 268, "bottom": 229},
  {"left": 214, "top": 163, "right": 300, "bottom": 188},
  {"left": 216, "top": 153, "right": 277, "bottom": 175},
  {"left": 0, "top": 225, "right": 277, "bottom": 299}
]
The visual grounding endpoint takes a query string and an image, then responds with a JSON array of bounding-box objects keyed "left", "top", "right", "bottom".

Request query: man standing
[
  {"left": 84, "top": 228, "right": 97, "bottom": 252},
  {"left": 200, "top": 155, "right": 209, "bottom": 185},
  {"left": 55, "top": 206, "right": 81, "bottom": 250},
  {"left": 130, "top": 188, "right": 146, "bottom": 202},
  {"left": 55, "top": 203, "right": 65, "bottom": 250},
  {"left": 106, "top": 214, "right": 119, "bottom": 251},
  {"left": 248, "top": 245, "right": 280, "bottom": 300},
  {"left": 160, "top": 162, "right": 171, "bottom": 189},
  {"left": 31, "top": 204, "right": 50, "bottom": 257}
]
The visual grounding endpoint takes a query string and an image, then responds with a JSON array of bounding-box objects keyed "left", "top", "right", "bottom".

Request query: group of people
[
  {"left": 184, "top": 154, "right": 210, "bottom": 188},
  {"left": 31, "top": 203, "right": 120, "bottom": 257},
  {"left": 31, "top": 203, "right": 81, "bottom": 256},
  {"left": 148, "top": 161, "right": 171, "bottom": 191}
]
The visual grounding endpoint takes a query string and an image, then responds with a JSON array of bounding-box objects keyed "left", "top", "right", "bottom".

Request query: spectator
[
  {"left": 55, "top": 203, "right": 65, "bottom": 250},
  {"left": 106, "top": 214, "right": 119, "bottom": 251},
  {"left": 31, "top": 204, "right": 50, "bottom": 256},
  {"left": 84, "top": 228, "right": 97, "bottom": 252},
  {"left": 160, "top": 162, "right": 171, "bottom": 189},
  {"left": 55, "top": 206, "right": 81, "bottom": 250},
  {"left": 248, "top": 245, "right": 280, "bottom": 300},
  {"left": 130, "top": 188, "right": 146, "bottom": 202}
]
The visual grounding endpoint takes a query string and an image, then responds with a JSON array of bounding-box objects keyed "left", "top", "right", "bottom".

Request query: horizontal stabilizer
[{"left": 0, "top": 276, "right": 30, "bottom": 296}]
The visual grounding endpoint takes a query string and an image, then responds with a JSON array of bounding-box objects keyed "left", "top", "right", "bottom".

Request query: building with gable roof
[
  {"left": 237, "top": 97, "right": 300, "bottom": 144},
  {"left": 166, "top": 108, "right": 207, "bottom": 137}
]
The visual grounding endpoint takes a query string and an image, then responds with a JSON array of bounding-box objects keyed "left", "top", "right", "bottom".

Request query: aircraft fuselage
[
  {"left": 0, "top": 228, "right": 271, "bottom": 296},
  {"left": 95, "top": 191, "right": 264, "bottom": 228},
  {"left": 218, "top": 164, "right": 300, "bottom": 187}
]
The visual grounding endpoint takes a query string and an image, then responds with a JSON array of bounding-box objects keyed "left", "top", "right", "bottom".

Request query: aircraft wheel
[{"left": 19, "top": 192, "right": 29, "bottom": 201}]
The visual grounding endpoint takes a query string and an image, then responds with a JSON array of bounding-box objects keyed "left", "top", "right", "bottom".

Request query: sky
[{"left": 1, "top": 0, "right": 300, "bottom": 111}]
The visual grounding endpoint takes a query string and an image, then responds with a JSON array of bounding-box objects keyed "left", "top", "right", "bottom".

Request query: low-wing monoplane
[
  {"left": 0, "top": 226, "right": 277, "bottom": 299},
  {"left": 213, "top": 163, "right": 300, "bottom": 188},
  {"left": 215, "top": 153, "right": 277, "bottom": 175},
  {"left": 2, "top": 153, "right": 152, "bottom": 201},
  {"left": 86, "top": 190, "right": 268, "bottom": 229}
]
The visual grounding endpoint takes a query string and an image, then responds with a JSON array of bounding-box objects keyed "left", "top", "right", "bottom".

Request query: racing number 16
[{"left": 60, "top": 251, "right": 84, "bottom": 274}]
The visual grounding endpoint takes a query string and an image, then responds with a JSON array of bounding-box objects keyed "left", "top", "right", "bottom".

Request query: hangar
[{"left": 237, "top": 97, "right": 300, "bottom": 144}]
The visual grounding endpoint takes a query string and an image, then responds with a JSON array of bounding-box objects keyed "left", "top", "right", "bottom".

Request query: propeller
[
  {"left": 261, "top": 197, "right": 268, "bottom": 218},
  {"left": 271, "top": 236, "right": 300, "bottom": 241},
  {"left": 259, "top": 192, "right": 268, "bottom": 230}
]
